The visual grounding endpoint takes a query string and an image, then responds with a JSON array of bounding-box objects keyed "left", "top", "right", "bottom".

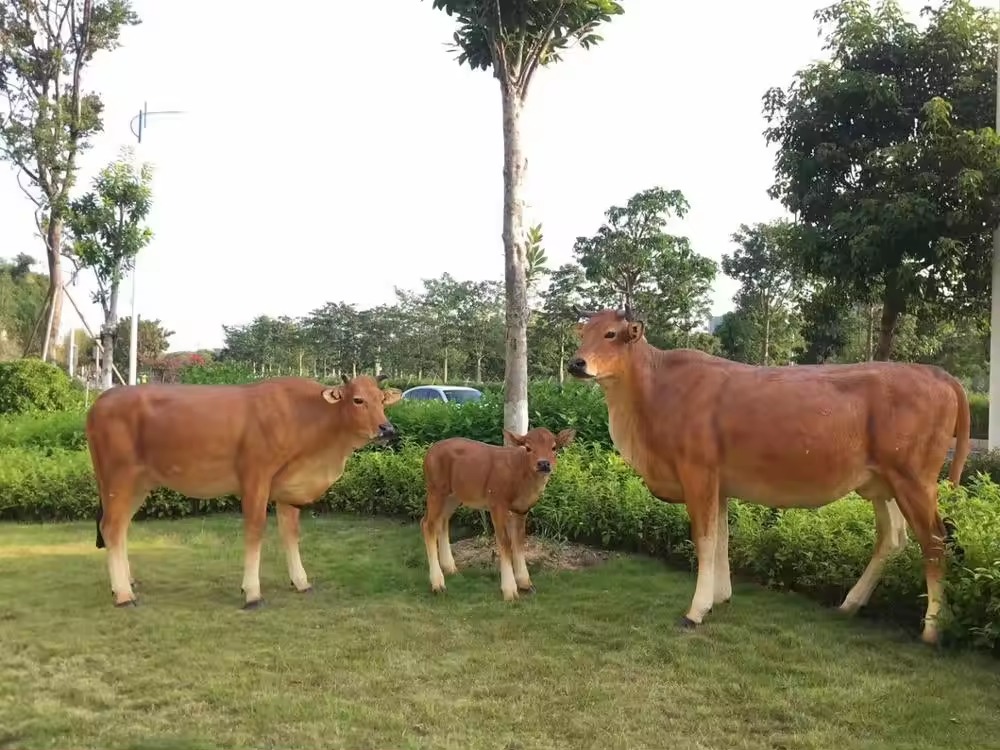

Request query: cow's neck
[{"left": 600, "top": 342, "right": 671, "bottom": 474}]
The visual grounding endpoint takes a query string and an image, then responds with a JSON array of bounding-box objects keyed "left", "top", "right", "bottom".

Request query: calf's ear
[
  {"left": 322, "top": 387, "right": 344, "bottom": 404},
  {"left": 382, "top": 387, "right": 403, "bottom": 406},
  {"left": 555, "top": 428, "right": 577, "bottom": 448},
  {"left": 502, "top": 428, "right": 527, "bottom": 447}
]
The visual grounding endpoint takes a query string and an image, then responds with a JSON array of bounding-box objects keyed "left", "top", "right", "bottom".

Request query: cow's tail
[{"left": 948, "top": 375, "right": 972, "bottom": 488}]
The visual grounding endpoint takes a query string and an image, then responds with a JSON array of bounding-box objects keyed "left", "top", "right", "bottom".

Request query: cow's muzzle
[
  {"left": 377, "top": 422, "right": 397, "bottom": 441},
  {"left": 536, "top": 459, "right": 552, "bottom": 474},
  {"left": 567, "top": 358, "right": 592, "bottom": 379}
]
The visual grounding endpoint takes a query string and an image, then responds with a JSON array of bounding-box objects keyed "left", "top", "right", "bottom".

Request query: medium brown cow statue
[
  {"left": 86, "top": 374, "right": 402, "bottom": 609},
  {"left": 568, "top": 308, "right": 970, "bottom": 645}
]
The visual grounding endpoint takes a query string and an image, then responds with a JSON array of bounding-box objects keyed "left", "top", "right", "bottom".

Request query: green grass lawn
[{"left": 2, "top": 514, "right": 1000, "bottom": 750}]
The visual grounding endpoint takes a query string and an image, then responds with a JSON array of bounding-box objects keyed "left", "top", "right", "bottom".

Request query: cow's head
[
  {"left": 502, "top": 426, "right": 577, "bottom": 476},
  {"left": 321, "top": 374, "right": 402, "bottom": 443},
  {"left": 567, "top": 307, "right": 645, "bottom": 381}
]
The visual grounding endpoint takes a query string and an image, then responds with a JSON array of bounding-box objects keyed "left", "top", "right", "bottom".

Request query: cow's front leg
[
  {"left": 490, "top": 506, "right": 519, "bottom": 601},
  {"left": 679, "top": 471, "right": 720, "bottom": 628},
  {"left": 507, "top": 511, "right": 534, "bottom": 593},
  {"left": 277, "top": 502, "right": 311, "bottom": 593},
  {"left": 240, "top": 482, "right": 271, "bottom": 609}
]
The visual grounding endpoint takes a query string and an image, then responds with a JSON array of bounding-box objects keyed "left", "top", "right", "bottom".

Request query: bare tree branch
[
  {"left": 16, "top": 168, "right": 43, "bottom": 206},
  {"left": 518, "top": 0, "right": 567, "bottom": 92}
]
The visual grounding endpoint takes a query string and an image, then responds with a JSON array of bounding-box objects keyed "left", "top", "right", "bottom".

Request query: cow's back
[
  {"left": 424, "top": 437, "right": 514, "bottom": 503},
  {"left": 631, "top": 355, "right": 962, "bottom": 507},
  {"left": 86, "top": 379, "right": 317, "bottom": 499}
]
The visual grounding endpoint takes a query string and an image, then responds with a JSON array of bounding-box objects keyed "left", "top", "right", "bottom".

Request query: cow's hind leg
[
  {"left": 123, "top": 484, "right": 151, "bottom": 590},
  {"left": 421, "top": 491, "right": 448, "bottom": 594},
  {"left": 239, "top": 480, "right": 271, "bottom": 609},
  {"left": 276, "top": 503, "right": 311, "bottom": 593},
  {"left": 437, "top": 495, "right": 461, "bottom": 576},
  {"left": 883, "top": 473, "right": 948, "bottom": 645},
  {"left": 99, "top": 474, "right": 147, "bottom": 607},
  {"left": 838, "top": 494, "right": 908, "bottom": 614},
  {"left": 713, "top": 496, "right": 731, "bottom": 605}
]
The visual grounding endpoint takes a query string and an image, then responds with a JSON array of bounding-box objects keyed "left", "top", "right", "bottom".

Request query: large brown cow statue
[
  {"left": 86, "top": 374, "right": 401, "bottom": 609},
  {"left": 568, "top": 308, "right": 970, "bottom": 645}
]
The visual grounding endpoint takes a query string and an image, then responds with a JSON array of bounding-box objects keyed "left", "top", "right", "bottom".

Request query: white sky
[{"left": 1, "top": 0, "right": 993, "bottom": 352}]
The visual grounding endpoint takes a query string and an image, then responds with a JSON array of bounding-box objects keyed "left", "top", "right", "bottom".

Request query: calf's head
[
  {"left": 502, "top": 426, "right": 577, "bottom": 476},
  {"left": 568, "top": 308, "right": 645, "bottom": 381},
  {"left": 321, "top": 374, "right": 402, "bottom": 443}
]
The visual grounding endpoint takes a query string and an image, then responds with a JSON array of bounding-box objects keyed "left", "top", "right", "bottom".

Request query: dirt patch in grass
[{"left": 451, "top": 533, "right": 615, "bottom": 571}]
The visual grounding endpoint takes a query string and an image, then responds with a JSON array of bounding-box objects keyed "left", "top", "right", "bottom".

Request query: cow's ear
[
  {"left": 625, "top": 320, "right": 645, "bottom": 342},
  {"left": 322, "top": 387, "right": 344, "bottom": 404},
  {"left": 382, "top": 388, "right": 402, "bottom": 406},
  {"left": 503, "top": 429, "right": 527, "bottom": 447},
  {"left": 555, "top": 428, "right": 577, "bottom": 448}
]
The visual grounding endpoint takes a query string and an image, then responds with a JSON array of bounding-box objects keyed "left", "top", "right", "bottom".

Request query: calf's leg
[
  {"left": 276, "top": 503, "right": 311, "bottom": 593},
  {"left": 490, "top": 506, "right": 519, "bottom": 601},
  {"left": 421, "top": 491, "right": 448, "bottom": 593},
  {"left": 508, "top": 512, "right": 534, "bottom": 593},
  {"left": 437, "top": 496, "right": 460, "bottom": 576},
  {"left": 240, "top": 481, "right": 271, "bottom": 609}
]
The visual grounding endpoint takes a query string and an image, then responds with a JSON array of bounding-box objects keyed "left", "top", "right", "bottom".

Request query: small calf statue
[{"left": 420, "top": 427, "right": 577, "bottom": 600}]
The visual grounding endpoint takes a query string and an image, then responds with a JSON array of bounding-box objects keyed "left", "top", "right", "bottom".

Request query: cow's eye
[
  {"left": 353, "top": 397, "right": 364, "bottom": 405},
  {"left": 604, "top": 331, "right": 616, "bottom": 339}
]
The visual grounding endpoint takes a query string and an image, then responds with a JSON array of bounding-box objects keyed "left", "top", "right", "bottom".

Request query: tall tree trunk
[
  {"left": 476, "top": 354, "right": 482, "bottom": 383},
  {"left": 443, "top": 348, "right": 449, "bottom": 382},
  {"left": 874, "top": 288, "right": 903, "bottom": 362},
  {"left": 40, "top": 219, "right": 64, "bottom": 362},
  {"left": 762, "top": 298, "right": 771, "bottom": 366},
  {"left": 99, "top": 283, "right": 120, "bottom": 390},
  {"left": 501, "top": 86, "right": 529, "bottom": 437},
  {"left": 866, "top": 304, "right": 875, "bottom": 361},
  {"left": 558, "top": 337, "right": 565, "bottom": 385}
]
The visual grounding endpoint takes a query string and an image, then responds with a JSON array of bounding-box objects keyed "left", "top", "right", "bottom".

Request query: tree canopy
[{"left": 763, "top": 0, "right": 1000, "bottom": 359}]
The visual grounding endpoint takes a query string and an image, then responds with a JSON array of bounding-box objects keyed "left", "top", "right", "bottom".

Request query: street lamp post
[
  {"left": 988, "top": 30, "right": 1000, "bottom": 450},
  {"left": 126, "top": 102, "right": 185, "bottom": 386}
]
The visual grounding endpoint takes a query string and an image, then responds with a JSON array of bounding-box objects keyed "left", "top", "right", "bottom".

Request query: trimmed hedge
[
  {"left": 2, "top": 441, "right": 999, "bottom": 652},
  {"left": 4, "top": 386, "right": 998, "bottom": 488}
]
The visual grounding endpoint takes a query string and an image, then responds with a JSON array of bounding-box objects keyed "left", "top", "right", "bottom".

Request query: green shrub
[
  {"left": 2, "top": 441, "right": 999, "bottom": 652},
  {"left": 0, "top": 410, "right": 88, "bottom": 451},
  {"left": 0, "top": 359, "right": 84, "bottom": 416},
  {"left": 970, "top": 392, "right": 988, "bottom": 440},
  {"left": 179, "top": 362, "right": 258, "bottom": 385}
]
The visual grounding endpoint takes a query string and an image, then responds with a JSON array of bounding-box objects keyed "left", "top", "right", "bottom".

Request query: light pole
[
  {"left": 126, "top": 102, "right": 185, "bottom": 386},
  {"left": 989, "top": 27, "right": 1000, "bottom": 449}
]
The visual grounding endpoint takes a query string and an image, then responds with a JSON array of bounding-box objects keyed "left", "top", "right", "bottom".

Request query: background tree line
[{"left": 2, "top": 0, "right": 998, "bottom": 401}]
